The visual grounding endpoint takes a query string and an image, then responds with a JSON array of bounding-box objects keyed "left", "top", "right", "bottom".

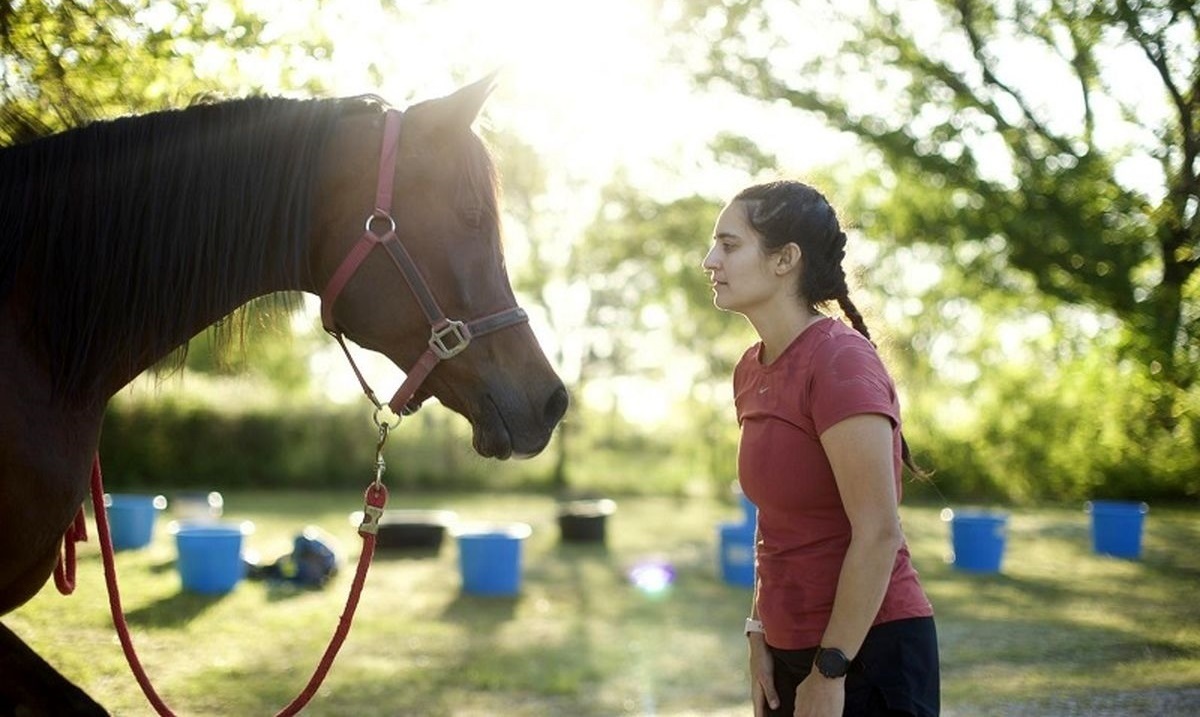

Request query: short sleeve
[{"left": 808, "top": 333, "right": 899, "bottom": 435}]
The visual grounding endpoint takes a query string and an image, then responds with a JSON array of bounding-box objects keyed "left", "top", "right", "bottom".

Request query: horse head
[{"left": 310, "top": 78, "right": 567, "bottom": 459}]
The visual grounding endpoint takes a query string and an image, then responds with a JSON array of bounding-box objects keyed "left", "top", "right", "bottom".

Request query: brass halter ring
[{"left": 372, "top": 404, "right": 402, "bottom": 432}]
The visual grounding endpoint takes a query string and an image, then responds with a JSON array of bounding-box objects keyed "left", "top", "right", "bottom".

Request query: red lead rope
[
  {"left": 53, "top": 503, "right": 88, "bottom": 594},
  {"left": 57, "top": 453, "right": 388, "bottom": 716}
]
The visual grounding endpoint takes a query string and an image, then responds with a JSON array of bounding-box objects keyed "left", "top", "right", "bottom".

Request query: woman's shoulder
[
  {"left": 732, "top": 342, "right": 763, "bottom": 382},
  {"left": 739, "top": 342, "right": 762, "bottom": 363},
  {"left": 810, "top": 317, "right": 876, "bottom": 348},
  {"left": 806, "top": 319, "right": 889, "bottom": 375},
  {"left": 811, "top": 316, "right": 868, "bottom": 342}
]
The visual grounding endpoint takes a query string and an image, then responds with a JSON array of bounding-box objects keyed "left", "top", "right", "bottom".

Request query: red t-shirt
[{"left": 734, "top": 317, "right": 933, "bottom": 649}]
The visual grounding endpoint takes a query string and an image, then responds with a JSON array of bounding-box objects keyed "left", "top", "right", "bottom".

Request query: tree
[
  {"left": 0, "top": 0, "right": 334, "bottom": 142},
  {"left": 575, "top": 181, "right": 750, "bottom": 377},
  {"left": 495, "top": 131, "right": 752, "bottom": 489},
  {"left": 564, "top": 182, "right": 757, "bottom": 491},
  {"left": 672, "top": 0, "right": 1198, "bottom": 390}
]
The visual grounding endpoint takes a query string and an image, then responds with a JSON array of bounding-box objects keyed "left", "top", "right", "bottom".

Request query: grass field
[{"left": 7, "top": 492, "right": 1200, "bottom": 716}]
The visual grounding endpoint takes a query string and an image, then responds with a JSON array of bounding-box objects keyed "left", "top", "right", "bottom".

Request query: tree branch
[
  {"left": 953, "top": 0, "right": 1076, "bottom": 156},
  {"left": 1113, "top": 0, "right": 1196, "bottom": 169},
  {"left": 1049, "top": 0, "right": 1097, "bottom": 144}
]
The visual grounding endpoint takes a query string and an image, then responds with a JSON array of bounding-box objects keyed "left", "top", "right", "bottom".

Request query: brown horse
[{"left": 0, "top": 77, "right": 567, "bottom": 714}]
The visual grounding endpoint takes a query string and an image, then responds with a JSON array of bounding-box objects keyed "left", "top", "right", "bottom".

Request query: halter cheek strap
[{"left": 319, "top": 108, "right": 529, "bottom": 416}]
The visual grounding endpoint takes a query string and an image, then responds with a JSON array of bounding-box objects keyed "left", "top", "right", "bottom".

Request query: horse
[{"left": 0, "top": 76, "right": 568, "bottom": 714}]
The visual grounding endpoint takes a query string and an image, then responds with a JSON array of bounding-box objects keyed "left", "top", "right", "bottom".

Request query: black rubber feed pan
[
  {"left": 375, "top": 509, "right": 459, "bottom": 551},
  {"left": 557, "top": 499, "right": 616, "bottom": 544}
]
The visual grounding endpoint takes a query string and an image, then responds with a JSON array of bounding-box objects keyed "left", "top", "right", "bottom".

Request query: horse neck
[
  {"left": 8, "top": 249, "right": 288, "bottom": 410},
  {"left": 3, "top": 98, "right": 345, "bottom": 407},
  {"left": 298, "top": 110, "right": 385, "bottom": 296}
]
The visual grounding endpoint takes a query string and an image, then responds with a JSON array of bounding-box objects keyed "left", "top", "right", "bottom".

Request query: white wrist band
[{"left": 744, "top": 618, "right": 764, "bottom": 635}]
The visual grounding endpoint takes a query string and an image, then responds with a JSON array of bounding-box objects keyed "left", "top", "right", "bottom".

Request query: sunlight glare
[
  {"left": 628, "top": 558, "right": 676, "bottom": 597},
  {"left": 418, "top": 0, "right": 696, "bottom": 187},
  {"left": 312, "top": 0, "right": 740, "bottom": 198}
]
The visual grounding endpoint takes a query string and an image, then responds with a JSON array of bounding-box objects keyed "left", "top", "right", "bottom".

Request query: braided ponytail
[{"left": 836, "top": 294, "right": 873, "bottom": 345}]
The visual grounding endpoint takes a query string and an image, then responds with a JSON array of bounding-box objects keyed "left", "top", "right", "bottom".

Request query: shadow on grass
[
  {"left": 929, "top": 543, "right": 1198, "bottom": 710},
  {"left": 122, "top": 589, "right": 229, "bottom": 628},
  {"left": 145, "top": 558, "right": 177, "bottom": 575},
  {"left": 440, "top": 592, "right": 520, "bottom": 625},
  {"left": 1139, "top": 514, "right": 1200, "bottom": 580}
]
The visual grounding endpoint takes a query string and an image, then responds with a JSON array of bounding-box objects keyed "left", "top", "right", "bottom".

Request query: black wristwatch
[{"left": 813, "top": 646, "right": 851, "bottom": 678}]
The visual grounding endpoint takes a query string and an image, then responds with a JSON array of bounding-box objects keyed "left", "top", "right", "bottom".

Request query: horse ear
[{"left": 417, "top": 73, "right": 498, "bottom": 134}]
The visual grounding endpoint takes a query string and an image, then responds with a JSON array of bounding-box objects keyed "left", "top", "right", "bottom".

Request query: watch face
[{"left": 816, "top": 648, "right": 851, "bottom": 678}]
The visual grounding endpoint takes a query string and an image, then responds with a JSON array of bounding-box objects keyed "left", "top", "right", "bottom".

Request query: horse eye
[{"left": 460, "top": 207, "right": 483, "bottom": 229}]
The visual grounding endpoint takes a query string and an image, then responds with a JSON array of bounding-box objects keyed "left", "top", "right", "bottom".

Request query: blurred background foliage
[{"left": 4, "top": 0, "right": 1196, "bottom": 504}]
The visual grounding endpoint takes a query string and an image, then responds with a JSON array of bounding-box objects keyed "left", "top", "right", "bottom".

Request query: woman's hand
[
  {"left": 748, "top": 633, "right": 780, "bottom": 715},
  {"left": 791, "top": 672, "right": 844, "bottom": 717}
]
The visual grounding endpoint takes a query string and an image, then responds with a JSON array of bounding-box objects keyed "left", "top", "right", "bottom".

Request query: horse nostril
[{"left": 544, "top": 385, "right": 569, "bottom": 427}]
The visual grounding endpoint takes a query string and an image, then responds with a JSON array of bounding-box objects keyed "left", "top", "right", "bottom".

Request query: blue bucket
[
  {"left": 175, "top": 523, "right": 246, "bottom": 594},
  {"left": 1087, "top": 500, "right": 1148, "bottom": 559},
  {"left": 718, "top": 521, "right": 756, "bottom": 587},
  {"left": 455, "top": 523, "right": 532, "bottom": 597},
  {"left": 105, "top": 494, "right": 165, "bottom": 550},
  {"left": 947, "top": 510, "right": 1008, "bottom": 574}
]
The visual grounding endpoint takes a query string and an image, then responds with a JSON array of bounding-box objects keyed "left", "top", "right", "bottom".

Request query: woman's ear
[{"left": 774, "top": 243, "right": 802, "bottom": 275}]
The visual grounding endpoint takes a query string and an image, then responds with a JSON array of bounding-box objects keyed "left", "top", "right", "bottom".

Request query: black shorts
[{"left": 765, "top": 616, "right": 940, "bottom": 717}]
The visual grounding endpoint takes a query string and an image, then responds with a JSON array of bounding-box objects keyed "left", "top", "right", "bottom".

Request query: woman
[{"left": 703, "top": 180, "right": 939, "bottom": 717}]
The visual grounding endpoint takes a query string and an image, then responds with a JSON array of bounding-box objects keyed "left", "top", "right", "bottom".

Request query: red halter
[{"left": 319, "top": 108, "right": 528, "bottom": 418}]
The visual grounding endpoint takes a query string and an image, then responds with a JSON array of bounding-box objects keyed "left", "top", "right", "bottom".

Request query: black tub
[
  {"left": 557, "top": 499, "right": 616, "bottom": 544},
  {"left": 375, "top": 509, "right": 459, "bottom": 552}
]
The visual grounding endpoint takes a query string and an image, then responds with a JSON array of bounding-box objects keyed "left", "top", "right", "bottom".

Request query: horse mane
[{"left": 0, "top": 95, "right": 386, "bottom": 405}]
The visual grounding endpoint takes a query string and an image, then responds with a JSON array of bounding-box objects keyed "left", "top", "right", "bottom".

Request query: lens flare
[{"left": 628, "top": 559, "right": 675, "bottom": 596}]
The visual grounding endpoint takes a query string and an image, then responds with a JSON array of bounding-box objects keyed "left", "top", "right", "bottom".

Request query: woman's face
[{"left": 703, "top": 201, "right": 780, "bottom": 314}]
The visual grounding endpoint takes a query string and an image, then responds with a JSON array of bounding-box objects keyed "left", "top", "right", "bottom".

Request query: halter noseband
[{"left": 319, "top": 108, "right": 529, "bottom": 418}]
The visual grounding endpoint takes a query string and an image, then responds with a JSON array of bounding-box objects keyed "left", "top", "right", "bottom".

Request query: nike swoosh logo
[{"left": 758, "top": 386, "right": 769, "bottom": 394}]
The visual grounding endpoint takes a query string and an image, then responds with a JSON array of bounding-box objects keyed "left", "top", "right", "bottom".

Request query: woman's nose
[{"left": 702, "top": 246, "right": 718, "bottom": 270}]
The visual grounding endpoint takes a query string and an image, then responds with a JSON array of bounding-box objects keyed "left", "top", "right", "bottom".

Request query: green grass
[{"left": 7, "top": 494, "right": 1200, "bottom": 716}]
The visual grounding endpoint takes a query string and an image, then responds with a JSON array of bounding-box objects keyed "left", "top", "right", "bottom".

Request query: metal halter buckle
[
  {"left": 359, "top": 503, "right": 384, "bottom": 535},
  {"left": 429, "top": 319, "right": 470, "bottom": 359}
]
